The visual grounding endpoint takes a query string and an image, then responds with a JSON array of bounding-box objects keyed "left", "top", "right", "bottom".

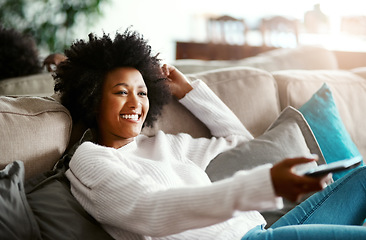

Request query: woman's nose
[{"left": 127, "top": 94, "right": 140, "bottom": 108}]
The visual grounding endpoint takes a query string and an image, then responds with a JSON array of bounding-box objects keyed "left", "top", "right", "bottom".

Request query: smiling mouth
[{"left": 120, "top": 114, "right": 141, "bottom": 121}]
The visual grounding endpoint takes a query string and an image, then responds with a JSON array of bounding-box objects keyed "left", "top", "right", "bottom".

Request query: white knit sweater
[{"left": 66, "top": 80, "right": 283, "bottom": 240}]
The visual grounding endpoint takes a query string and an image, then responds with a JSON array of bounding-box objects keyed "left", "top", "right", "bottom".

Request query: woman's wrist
[{"left": 174, "top": 82, "right": 193, "bottom": 99}]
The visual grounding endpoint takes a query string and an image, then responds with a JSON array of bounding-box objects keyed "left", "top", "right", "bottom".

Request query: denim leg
[
  {"left": 242, "top": 167, "right": 366, "bottom": 240},
  {"left": 242, "top": 224, "right": 366, "bottom": 240},
  {"left": 272, "top": 166, "right": 366, "bottom": 227}
]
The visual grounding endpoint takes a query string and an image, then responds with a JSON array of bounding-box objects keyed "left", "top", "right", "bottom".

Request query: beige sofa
[
  {"left": 1, "top": 45, "right": 366, "bottom": 237},
  {"left": 173, "top": 45, "right": 339, "bottom": 74}
]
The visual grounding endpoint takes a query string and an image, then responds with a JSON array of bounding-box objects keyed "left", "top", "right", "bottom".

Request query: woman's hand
[
  {"left": 161, "top": 64, "right": 193, "bottom": 99},
  {"left": 271, "top": 157, "right": 331, "bottom": 202},
  {"left": 43, "top": 53, "right": 67, "bottom": 72}
]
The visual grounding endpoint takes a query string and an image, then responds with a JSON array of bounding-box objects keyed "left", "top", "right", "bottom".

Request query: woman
[{"left": 55, "top": 29, "right": 366, "bottom": 239}]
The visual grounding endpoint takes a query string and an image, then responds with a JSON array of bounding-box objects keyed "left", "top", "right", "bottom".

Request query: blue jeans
[{"left": 242, "top": 166, "right": 366, "bottom": 240}]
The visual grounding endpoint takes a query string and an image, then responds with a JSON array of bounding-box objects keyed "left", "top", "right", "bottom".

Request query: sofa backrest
[
  {"left": 173, "top": 45, "right": 338, "bottom": 74},
  {"left": 0, "top": 73, "right": 55, "bottom": 96},
  {"left": 274, "top": 69, "right": 366, "bottom": 158},
  {"left": 142, "top": 67, "right": 281, "bottom": 138}
]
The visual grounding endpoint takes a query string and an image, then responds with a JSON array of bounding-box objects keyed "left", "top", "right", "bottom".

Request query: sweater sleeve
[
  {"left": 66, "top": 142, "right": 282, "bottom": 238},
  {"left": 173, "top": 80, "right": 253, "bottom": 168},
  {"left": 180, "top": 79, "right": 253, "bottom": 139}
]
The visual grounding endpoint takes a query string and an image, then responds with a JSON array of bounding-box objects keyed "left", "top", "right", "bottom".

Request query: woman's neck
[{"left": 96, "top": 133, "right": 135, "bottom": 149}]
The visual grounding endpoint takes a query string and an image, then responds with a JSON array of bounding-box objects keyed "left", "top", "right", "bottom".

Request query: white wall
[{"left": 81, "top": 0, "right": 365, "bottom": 62}]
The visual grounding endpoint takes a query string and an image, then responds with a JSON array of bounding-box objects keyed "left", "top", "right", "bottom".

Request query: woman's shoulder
[
  {"left": 70, "top": 141, "right": 120, "bottom": 174},
  {"left": 77, "top": 141, "right": 103, "bottom": 151},
  {"left": 138, "top": 130, "right": 193, "bottom": 142},
  {"left": 73, "top": 141, "right": 117, "bottom": 161}
]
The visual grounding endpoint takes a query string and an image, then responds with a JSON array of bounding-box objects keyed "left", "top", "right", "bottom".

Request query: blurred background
[{"left": 1, "top": 0, "right": 366, "bottom": 64}]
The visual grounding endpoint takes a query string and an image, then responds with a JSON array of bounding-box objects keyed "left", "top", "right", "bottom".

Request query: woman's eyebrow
[
  {"left": 113, "top": 83, "right": 128, "bottom": 88},
  {"left": 113, "top": 83, "right": 147, "bottom": 89}
]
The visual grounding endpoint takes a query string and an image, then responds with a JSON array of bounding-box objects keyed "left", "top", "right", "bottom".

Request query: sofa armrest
[
  {"left": 0, "top": 73, "right": 54, "bottom": 96},
  {"left": 0, "top": 96, "right": 72, "bottom": 179}
]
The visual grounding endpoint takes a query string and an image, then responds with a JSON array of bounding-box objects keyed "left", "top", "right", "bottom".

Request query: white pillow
[
  {"left": 206, "top": 106, "right": 324, "bottom": 181},
  {"left": 206, "top": 106, "right": 325, "bottom": 227}
]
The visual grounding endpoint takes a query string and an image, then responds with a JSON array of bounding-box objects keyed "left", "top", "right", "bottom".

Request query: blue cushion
[{"left": 299, "top": 83, "right": 363, "bottom": 180}]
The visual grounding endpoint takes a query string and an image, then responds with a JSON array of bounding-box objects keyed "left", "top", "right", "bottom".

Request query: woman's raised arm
[{"left": 161, "top": 64, "right": 193, "bottom": 99}]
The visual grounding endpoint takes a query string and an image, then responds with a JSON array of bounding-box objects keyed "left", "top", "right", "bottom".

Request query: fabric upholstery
[
  {"left": 0, "top": 73, "right": 54, "bottom": 96},
  {"left": 25, "top": 155, "right": 114, "bottom": 240},
  {"left": 0, "top": 96, "right": 72, "bottom": 179},
  {"left": 174, "top": 45, "right": 338, "bottom": 74},
  {"left": 299, "top": 83, "right": 363, "bottom": 180},
  {"left": 0, "top": 161, "right": 41, "bottom": 240},
  {"left": 206, "top": 106, "right": 324, "bottom": 181},
  {"left": 142, "top": 67, "right": 280, "bottom": 138},
  {"left": 273, "top": 69, "right": 366, "bottom": 161},
  {"left": 0, "top": 158, "right": 113, "bottom": 239},
  {"left": 351, "top": 67, "right": 366, "bottom": 79},
  {"left": 206, "top": 106, "right": 325, "bottom": 227}
]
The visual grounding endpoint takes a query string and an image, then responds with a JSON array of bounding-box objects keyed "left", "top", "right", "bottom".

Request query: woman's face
[{"left": 96, "top": 67, "right": 149, "bottom": 148}]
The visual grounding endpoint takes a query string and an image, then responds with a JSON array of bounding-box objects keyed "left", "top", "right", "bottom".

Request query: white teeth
[{"left": 121, "top": 114, "right": 139, "bottom": 120}]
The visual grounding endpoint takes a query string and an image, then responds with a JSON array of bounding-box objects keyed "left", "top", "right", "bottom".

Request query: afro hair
[
  {"left": 54, "top": 29, "right": 171, "bottom": 129},
  {"left": 0, "top": 26, "right": 42, "bottom": 80}
]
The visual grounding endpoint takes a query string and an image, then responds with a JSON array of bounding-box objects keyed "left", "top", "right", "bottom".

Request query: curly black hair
[
  {"left": 54, "top": 29, "right": 171, "bottom": 129},
  {"left": 0, "top": 26, "right": 42, "bottom": 80}
]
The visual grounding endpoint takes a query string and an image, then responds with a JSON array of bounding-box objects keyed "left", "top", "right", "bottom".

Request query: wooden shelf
[{"left": 176, "top": 41, "right": 275, "bottom": 61}]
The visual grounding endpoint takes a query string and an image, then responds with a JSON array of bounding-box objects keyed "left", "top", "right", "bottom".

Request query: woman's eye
[
  {"left": 116, "top": 90, "right": 127, "bottom": 95},
  {"left": 139, "top": 91, "right": 147, "bottom": 96}
]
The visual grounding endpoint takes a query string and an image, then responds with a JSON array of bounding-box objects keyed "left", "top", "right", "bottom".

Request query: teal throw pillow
[{"left": 299, "top": 83, "right": 363, "bottom": 180}]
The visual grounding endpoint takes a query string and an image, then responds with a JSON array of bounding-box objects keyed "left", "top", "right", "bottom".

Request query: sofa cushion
[
  {"left": 351, "top": 67, "right": 366, "bottom": 79},
  {"left": 206, "top": 106, "right": 324, "bottom": 227},
  {"left": 0, "top": 158, "right": 113, "bottom": 239},
  {"left": 0, "top": 96, "right": 72, "bottom": 179},
  {"left": 299, "top": 83, "right": 363, "bottom": 180},
  {"left": 142, "top": 67, "right": 281, "bottom": 138},
  {"left": 173, "top": 45, "right": 338, "bottom": 74},
  {"left": 0, "top": 161, "right": 41, "bottom": 240},
  {"left": 273, "top": 69, "right": 366, "bottom": 160},
  {"left": 206, "top": 106, "right": 324, "bottom": 180},
  {"left": 239, "top": 45, "right": 338, "bottom": 71},
  {"left": 0, "top": 73, "right": 54, "bottom": 96},
  {"left": 25, "top": 156, "right": 114, "bottom": 240}
]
